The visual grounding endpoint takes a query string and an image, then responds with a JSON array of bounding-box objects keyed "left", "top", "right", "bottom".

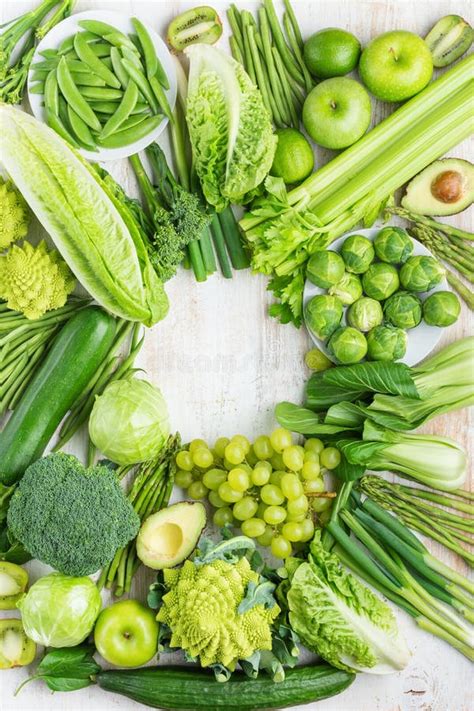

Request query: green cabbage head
[
  {"left": 157, "top": 557, "right": 280, "bottom": 669},
  {"left": 185, "top": 44, "right": 276, "bottom": 211}
]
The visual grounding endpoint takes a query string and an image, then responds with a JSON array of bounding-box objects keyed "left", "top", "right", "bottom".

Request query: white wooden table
[{"left": 1, "top": 1, "right": 472, "bottom": 709}]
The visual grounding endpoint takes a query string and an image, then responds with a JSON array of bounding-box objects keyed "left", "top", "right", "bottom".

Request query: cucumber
[
  {"left": 0, "top": 307, "right": 116, "bottom": 485},
  {"left": 95, "top": 664, "right": 355, "bottom": 710}
]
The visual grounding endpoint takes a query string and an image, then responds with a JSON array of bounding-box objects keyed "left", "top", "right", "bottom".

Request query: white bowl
[
  {"left": 28, "top": 10, "right": 177, "bottom": 161},
  {"left": 303, "top": 228, "right": 448, "bottom": 367}
]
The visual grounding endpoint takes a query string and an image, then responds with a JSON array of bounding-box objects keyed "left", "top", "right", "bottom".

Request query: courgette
[
  {"left": 95, "top": 664, "right": 355, "bottom": 710},
  {"left": 0, "top": 307, "right": 116, "bottom": 485}
]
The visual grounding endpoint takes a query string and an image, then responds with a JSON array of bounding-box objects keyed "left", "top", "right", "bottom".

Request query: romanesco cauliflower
[
  {"left": 0, "top": 178, "right": 29, "bottom": 250},
  {"left": 0, "top": 240, "right": 75, "bottom": 319},
  {"left": 157, "top": 557, "right": 280, "bottom": 669}
]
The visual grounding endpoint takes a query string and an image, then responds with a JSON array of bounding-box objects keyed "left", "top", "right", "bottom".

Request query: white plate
[
  {"left": 27, "top": 10, "right": 177, "bottom": 161},
  {"left": 303, "top": 227, "right": 448, "bottom": 367}
]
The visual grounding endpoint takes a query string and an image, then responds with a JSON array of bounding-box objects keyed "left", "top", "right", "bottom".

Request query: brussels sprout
[
  {"left": 400, "top": 255, "right": 445, "bottom": 292},
  {"left": 328, "top": 272, "right": 363, "bottom": 305},
  {"left": 307, "top": 250, "right": 345, "bottom": 288},
  {"left": 347, "top": 297, "right": 383, "bottom": 332},
  {"left": 374, "top": 227, "right": 413, "bottom": 264},
  {"left": 328, "top": 326, "right": 368, "bottom": 364},
  {"left": 362, "top": 262, "right": 400, "bottom": 300},
  {"left": 423, "top": 290, "right": 461, "bottom": 327},
  {"left": 305, "top": 294, "right": 343, "bottom": 340},
  {"left": 304, "top": 347, "right": 333, "bottom": 371},
  {"left": 340, "top": 234, "right": 375, "bottom": 274},
  {"left": 367, "top": 325, "right": 408, "bottom": 361},
  {"left": 384, "top": 291, "right": 422, "bottom": 329}
]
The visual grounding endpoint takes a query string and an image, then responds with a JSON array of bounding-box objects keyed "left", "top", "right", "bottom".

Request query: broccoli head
[{"left": 7, "top": 453, "right": 140, "bottom": 576}]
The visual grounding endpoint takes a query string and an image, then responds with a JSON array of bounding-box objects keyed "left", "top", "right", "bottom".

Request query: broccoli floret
[
  {"left": 7, "top": 453, "right": 140, "bottom": 576},
  {"left": 0, "top": 240, "right": 75, "bottom": 319},
  {"left": 0, "top": 178, "right": 29, "bottom": 250}
]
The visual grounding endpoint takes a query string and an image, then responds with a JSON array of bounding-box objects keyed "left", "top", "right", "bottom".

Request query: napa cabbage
[{"left": 185, "top": 44, "right": 276, "bottom": 211}]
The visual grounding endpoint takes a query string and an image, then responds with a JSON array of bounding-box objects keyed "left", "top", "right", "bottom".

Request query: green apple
[
  {"left": 359, "top": 30, "right": 433, "bottom": 102},
  {"left": 94, "top": 599, "right": 159, "bottom": 667},
  {"left": 303, "top": 77, "right": 371, "bottom": 150}
]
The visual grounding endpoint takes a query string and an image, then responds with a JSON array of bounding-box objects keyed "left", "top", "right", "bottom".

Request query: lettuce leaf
[
  {"left": 185, "top": 45, "right": 276, "bottom": 212},
  {"left": 287, "top": 535, "right": 410, "bottom": 674},
  {"left": 0, "top": 105, "right": 168, "bottom": 326}
]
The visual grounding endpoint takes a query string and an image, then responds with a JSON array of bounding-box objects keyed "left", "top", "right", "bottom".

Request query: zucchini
[
  {"left": 95, "top": 664, "right": 355, "bottom": 710},
  {"left": 0, "top": 307, "right": 116, "bottom": 485}
]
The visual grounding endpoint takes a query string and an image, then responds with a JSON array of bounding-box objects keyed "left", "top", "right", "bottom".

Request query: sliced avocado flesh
[
  {"left": 137, "top": 501, "right": 206, "bottom": 570},
  {"left": 402, "top": 158, "right": 474, "bottom": 216}
]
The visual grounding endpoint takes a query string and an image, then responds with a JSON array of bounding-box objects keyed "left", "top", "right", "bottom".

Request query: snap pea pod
[
  {"left": 46, "top": 108, "right": 81, "bottom": 148},
  {"left": 72, "top": 73, "right": 107, "bottom": 87},
  {"left": 131, "top": 17, "right": 169, "bottom": 90},
  {"left": 67, "top": 104, "right": 97, "bottom": 150},
  {"left": 116, "top": 113, "right": 150, "bottom": 131},
  {"left": 121, "top": 58, "right": 159, "bottom": 113},
  {"left": 33, "top": 58, "right": 92, "bottom": 73},
  {"left": 88, "top": 41, "right": 112, "bottom": 58},
  {"left": 29, "top": 82, "right": 45, "bottom": 94},
  {"left": 89, "top": 100, "right": 149, "bottom": 115},
  {"left": 100, "top": 80, "right": 139, "bottom": 139},
  {"left": 149, "top": 74, "right": 172, "bottom": 121},
  {"left": 110, "top": 46, "right": 129, "bottom": 89},
  {"left": 79, "top": 19, "right": 138, "bottom": 54},
  {"left": 74, "top": 31, "right": 120, "bottom": 88},
  {"left": 56, "top": 57, "right": 101, "bottom": 131},
  {"left": 58, "top": 35, "right": 74, "bottom": 55},
  {"left": 31, "top": 69, "right": 50, "bottom": 81},
  {"left": 79, "top": 86, "right": 123, "bottom": 101},
  {"left": 39, "top": 48, "right": 59, "bottom": 59},
  {"left": 122, "top": 45, "right": 144, "bottom": 70},
  {"left": 44, "top": 69, "right": 59, "bottom": 116},
  {"left": 97, "top": 115, "right": 162, "bottom": 148}
]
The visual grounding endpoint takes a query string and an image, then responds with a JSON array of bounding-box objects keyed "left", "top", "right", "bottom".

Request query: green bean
[
  {"left": 283, "top": 0, "right": 304, "bottom": 50},
  {"left": 246, "top": 26, "right": 272, "bottom": 118},
  {"left": 259, "top": 8, "right": 291, "bottom": 125},
  {"left": 57, "top": 57, "right": 101, "bottom": 131},
  {"left": 240, "top": 11, "right": 257, "bottom": 84},
  {"left": 44, "top": 69, "right": 59, "bottom": 115},
  {"left": 100, "top": 80, "right": 138, "bottom": 139},
  {"left": 229, "top": 36, "right": 245, "bottom": 65},
  {"left": 272, "top": 47, "right": 300, "bottom": 126},
  {"left": 97, "top": 115, "right": 162, "bottom": 148},
  {"left": 283, "top": 13, "right": 312, "bottom": 92},
  {"left": 78, "top": 20, "right": 137, "bottom": 52},
  {"left": 88, "top": 42, "right": 112, "bottom": 58},
  {"left": 149, "top": 75, "right": 172, "bottom": 120},
  {"left": 227, "top": 5, "right": 245, "bottom": 55},
  {"left": 67, "top": 104, "right": 97, "bottom": 150},
  {"left": 110, "top": 46, "right": 129, "bottom": 89},
  {"left": 121, "top": 58, "right": 159, "bottom": 113},
  {"left": 74, "top": 32, "right": 120, "bottom": 88},
  {"left": 131, "top": 17, "right": 157, "bottom": 78},
  {"left": 79, "top": 86, "right": 123, "bottom": 101},
  {"left": 262, "top": 0, "right": 305, "bottom": 85}
]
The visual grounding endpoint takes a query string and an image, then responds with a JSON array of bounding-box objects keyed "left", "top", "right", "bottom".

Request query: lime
[
  {"left": 304, "top": 28, "right": 361, "bottom": 79},
  {"left": 270, "top": 128, "right": 314, "bottom": 184}
]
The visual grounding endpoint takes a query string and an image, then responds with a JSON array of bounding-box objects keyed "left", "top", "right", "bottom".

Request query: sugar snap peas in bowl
[{"left": 28, "top": 11, "right": 177, "bottom": 160}]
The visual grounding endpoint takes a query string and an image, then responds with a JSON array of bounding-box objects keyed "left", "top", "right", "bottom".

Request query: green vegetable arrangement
[
  {"left": 29, "top": 17, "right": 171, "bottom": 151},
  {"left": 240, "top": 55, "right": 473, "bottom": 325}
]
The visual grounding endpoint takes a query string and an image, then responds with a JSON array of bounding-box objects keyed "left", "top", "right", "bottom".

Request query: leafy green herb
[{"left": 16, "top": 645, "right": 100, "bottom": 695}]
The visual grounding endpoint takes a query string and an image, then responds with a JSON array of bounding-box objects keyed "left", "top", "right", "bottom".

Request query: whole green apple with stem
[
  {"left": 303, "top": 77, "right": 372, "bottom": 150},
  {"left": 359, "top": 30, "right": 433, "bottom": 102},
  {"left": 94, "top": 599, "right": 159, "bottom": 667}
]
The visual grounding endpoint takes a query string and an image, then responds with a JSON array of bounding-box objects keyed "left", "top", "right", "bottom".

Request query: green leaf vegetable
[
  {"left": 130, "top": 144, "right": 212, "bottom": 281},
  {"left": 7, "top": 453, "right": 140, "bottom": 576},
  {"left": 156, "top": 555, "right": 280, "bottom": 672},
  {"left": 0, "top": 241, "right": 75, "bottom": 319},
  {"left": 240, "top": 55, "right": 473, "bottom": 325},
  {"left": 0, "top": 178, "right": 29, "bottom": 250},
  {"left": 89, "top": 377, "right": 170, "bottom": 466},
  {"left": 287, "top": 534, "right": 410, "bottom": 674},
  {"left": 185, "top": 43, "right": 276, "bottom": 211},
  {"left": 0, "top": 105, "right": 168, "bottom": 326},
  {"left": 17, "top": 573, "right": 101, "bottom": 648},
  {"left": 16, "top": 645, "right": 99, "bottom": 694}
]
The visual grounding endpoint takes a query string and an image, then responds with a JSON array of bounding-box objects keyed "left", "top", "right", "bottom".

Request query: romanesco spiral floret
[
  {"left": 0, "top": 240, "right": 75, "bottom": 319},
  {"left": 157, "top": 557, "right": 280, "bottom": 670},
  {"left": 0, "top": 178, "right": 29, "bottom": 250}
]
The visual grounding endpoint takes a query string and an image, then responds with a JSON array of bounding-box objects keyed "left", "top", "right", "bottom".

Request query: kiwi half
[
  {"left": 167, "top": 6, "right": 222, "bottom": 52},
  {"left": 0, "top": 562, "right": 28, "bottom": 610},
  {"left": 0, "top": 619, "right": 36, "bottom": 669},
  {"left": 425, "top": 15, "right": 473, "bottom": 68}
]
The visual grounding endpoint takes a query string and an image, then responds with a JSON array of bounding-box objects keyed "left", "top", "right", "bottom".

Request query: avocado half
[
  {"left": 137, "top": 501, "right": 206, "bottom": 570},
  {"left": 402, "top": 158, "right": 474, "bottom": 216}
]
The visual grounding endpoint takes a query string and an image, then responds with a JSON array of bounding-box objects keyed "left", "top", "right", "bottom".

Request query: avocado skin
[{"left": 402, "top": 158, "right": 474, "bottom": 216}]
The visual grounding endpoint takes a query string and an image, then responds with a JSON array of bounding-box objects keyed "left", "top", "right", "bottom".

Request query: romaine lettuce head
[
  {"left": 287, "top": 536, "right": 410, "bottom": 674},
  {"left": 185, "top": 44, "right": 276, "bottom": 211}
]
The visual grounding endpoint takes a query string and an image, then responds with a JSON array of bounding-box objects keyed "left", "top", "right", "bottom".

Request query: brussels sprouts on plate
[
  {"left": 362, "top": 262, "right": 400, "bottom": 300},
  {"left": 347, "top": 296, "right": 383, "bottom": 332},
  {"left": 340, "top": 234, "right": 375, "bottom": 274},
  {"left": 328, "top": 272, "right": 363, "bottom": 305},
  {"left": 305, "top": 294, "right": 343, "bottom": 340},
  {"left": 367, "top": 325, "right": 408, "bottom": 361},
  {"left": 400, "top": 255, "right": 445, "bottom": 292},
  {"left": 374, "top": 226, "right": 413, "bottom": 264},
  {"left": 328, "top": 326, "right": 368, "bottom": 364},
  {"left": 307, "top": 250, "right": 345, "bottom": 288},
  {"left": 423, "top": 290, "right": 461, "bottom": 327},
  {"left": 384, "top": 291, "right": 423, "bottom": 329}
]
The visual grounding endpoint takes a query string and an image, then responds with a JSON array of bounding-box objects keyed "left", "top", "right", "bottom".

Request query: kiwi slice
[
  {"left": 425, "top": 15, "right": 473, "bottom": 67},
  {"left": 0, "top": 619, "right": 36, "bottom": 669},
  {"left": 0, "top": 562, "right": 28, "bottom": 610},
  {"left": 167, "top": 6, "right": 222, "bottom": 52}
]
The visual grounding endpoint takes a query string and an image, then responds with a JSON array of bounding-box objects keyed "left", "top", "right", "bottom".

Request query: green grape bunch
[{"left": 174, "top": 428, "right": 341, "bottom": 560}]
